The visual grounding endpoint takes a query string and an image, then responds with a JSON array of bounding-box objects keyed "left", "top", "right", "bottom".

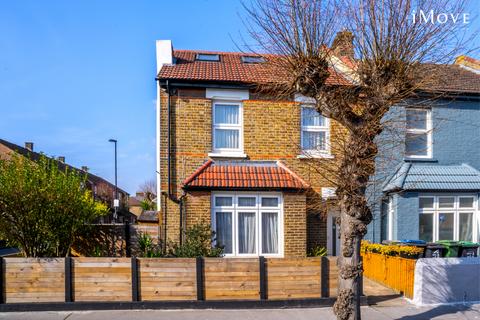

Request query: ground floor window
[
  {"left": 419, "top": 194, "right": 477, "bottom": 242},
  {"left": 212, "top": 192, "right": 283, "bottom": 257}
]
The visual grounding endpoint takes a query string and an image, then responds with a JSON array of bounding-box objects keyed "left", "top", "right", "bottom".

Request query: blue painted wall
[{"left": 366, "top": 98, "right": 480, "bottom": 242}]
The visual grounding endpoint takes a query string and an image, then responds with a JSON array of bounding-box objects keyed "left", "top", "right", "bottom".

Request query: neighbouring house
[
  {"left": 372, "top": 57, "right": 480, "bottom": 244},
  {"left": 0, "top": 139, "right": 135, "bottom": 224},
  {"left": 154, "top": 35, "right": 480, "bottom": 257}
]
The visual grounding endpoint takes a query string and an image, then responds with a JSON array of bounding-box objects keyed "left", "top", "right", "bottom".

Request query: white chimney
[{"left": 156, "top": 40, "right": 173, "bottom": 74}]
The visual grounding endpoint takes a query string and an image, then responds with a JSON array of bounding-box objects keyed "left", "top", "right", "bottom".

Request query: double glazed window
[
  {"left": 212, "top": 193, "right": 282, "bottom": 257},
  {"left": 301, "top": 106, "right": 330, "bottom": 154},
  {"left": 212, "top": 102, "right": 243, "bottom": 154},
  {"left": 405, "top": 108, "right": 432, "bottom": 158},
  {"left": 419, "top": 195, "right": 476, "bottom": 242}
]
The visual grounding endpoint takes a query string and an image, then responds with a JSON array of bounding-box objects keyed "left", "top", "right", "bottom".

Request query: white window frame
[
  {"left": 405, "top": 108, "right": 432, "bottom": 159},
  {"left": 211, "top": 192, "right": 284, "bottom": 258},
  {"left": 387, "top": 198, "right": 395, "bottom": 241},
  {"left": 211, "top": 101, "right": 244, "bottom": 157},
  {"left": 418, "top": 194, "right": 478, "bottom": 242},
  {"left": 300, "top": 104, "right": 331, "bottom": 157}
]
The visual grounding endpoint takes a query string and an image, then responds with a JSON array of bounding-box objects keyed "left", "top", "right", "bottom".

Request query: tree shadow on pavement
[{"left": 395, "top": 304, "right": 472, "bottom": 320}]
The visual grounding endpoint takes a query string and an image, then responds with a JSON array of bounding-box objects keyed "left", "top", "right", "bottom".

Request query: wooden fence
[
  {"left": 0, "top": 257, "right": 339, "bottom": 304},
  {"left": 362, "top": 252, "right": 417, "bottom": 298}
]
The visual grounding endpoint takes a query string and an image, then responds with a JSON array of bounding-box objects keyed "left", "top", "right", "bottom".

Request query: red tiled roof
[
  {"left": 183, "top": 160, "right": 308, "bottom": 190},
  {"left": 158, "top": 49, "right": 351, "bottom": 86}
]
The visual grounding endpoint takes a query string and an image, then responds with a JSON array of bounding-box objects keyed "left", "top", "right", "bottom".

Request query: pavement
[{"left": 1, "top": 304, "right": 480, "bottom": 320}]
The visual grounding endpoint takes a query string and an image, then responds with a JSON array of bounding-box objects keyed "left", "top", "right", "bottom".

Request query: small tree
[
  {"left": 243, "top": 0, "right": 473, "bottom": 319},
  {"left": 0, "top": 154, "right": 108, "bottom": 257},
  {"left": 138, "top": 179, "right": 157, "bottom": 210}
]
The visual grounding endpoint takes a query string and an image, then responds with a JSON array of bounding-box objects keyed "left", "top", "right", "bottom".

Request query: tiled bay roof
[
  {"left": 383, "top": 163, "right": 480, "bottom": 192},
  {"left": 183, "top": 160, "right": 308, "bottom": 190}
]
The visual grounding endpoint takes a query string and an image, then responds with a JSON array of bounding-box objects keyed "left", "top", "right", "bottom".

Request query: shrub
[
  {"left": 308, "top": 245, "right": 328, "bottom": 257},
  {"left": 137, "top": 232, "right": 164, "bottom": 257},
  {"left": 361, "top": 240, "right": 423, "bottom": 259},
  {"left": 169, "top": 223, "right": 223, "bottom": 258}
]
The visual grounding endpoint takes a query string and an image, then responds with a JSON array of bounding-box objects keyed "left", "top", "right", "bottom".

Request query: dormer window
[
  {"left": 241, "top": 56, "right": 265, "bottom": 64},
  {"left": 196, "top": 53, "right": 220, "bottom": 62}
]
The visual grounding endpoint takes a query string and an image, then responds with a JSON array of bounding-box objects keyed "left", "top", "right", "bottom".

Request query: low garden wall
[
  {"left": 413, "top": 258, "right": 480, "bottom": 305},
  {"left": 0, "top": 257, "right": 338, "bottom": 304}
]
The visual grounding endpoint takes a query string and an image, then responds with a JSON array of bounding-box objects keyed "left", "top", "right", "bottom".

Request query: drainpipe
[{"left": 166, "top": 80, "right": 187, "bottom": 244}]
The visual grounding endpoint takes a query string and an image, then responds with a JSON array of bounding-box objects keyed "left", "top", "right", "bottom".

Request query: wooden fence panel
[
  {"left": 3, "top": 258, "right": 64, "bottom": 303},
  {"left": 327, "top": 257, "right": 338, "bottom": 297},
  {"left": 138, "top": 258, "right": 196, "bottom": 301},
  {"left": 362, "top": 253, "right": 416, "bottom": 298},
  {"left": 266, "top": 257, "right": 321, "bottom": 299},
  {"left": 204, "top": 258, "right": 259, "bottom": 300},
  {"left": 73, "top": 257, "right": 131, "bottom": 302}
]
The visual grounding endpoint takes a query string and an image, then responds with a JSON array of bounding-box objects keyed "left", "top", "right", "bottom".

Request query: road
[{"left": 2, "top": 304, "right": 480, "bottom": 320}]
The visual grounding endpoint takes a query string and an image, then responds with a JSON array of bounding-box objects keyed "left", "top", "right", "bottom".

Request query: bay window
[
  {"left": 212, "top": 193, "right": 283, "bottom": 257},
  {"left": 418, "top": 195, "right": 477, "bottom": 242},
  {"left": 301, "top": 106, "right": 330, "bottom": 155},
  {"left": 212, "top": 102, "right": 243, "bottom": 155},
  {"left": 405, "top": 108, "right": 432, "bottom": 158}
]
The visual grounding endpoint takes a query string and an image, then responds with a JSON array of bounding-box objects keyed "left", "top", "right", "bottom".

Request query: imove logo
[{"left": 412, "top": 10, "right": 470, "bottom": 24}]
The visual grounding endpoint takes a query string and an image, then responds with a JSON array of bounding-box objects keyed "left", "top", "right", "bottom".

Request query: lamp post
[{"left": 108, "top": 139, "right": 119, "bottom": 222}]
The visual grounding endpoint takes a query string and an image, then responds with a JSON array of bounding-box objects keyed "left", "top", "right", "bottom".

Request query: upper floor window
[
  {"left": 301, "top": 106, "right": 330, "bottom": 155},
  {"left": 405, "top": 108, "right": 432, "bottom": 158},
  {"left": 212, "top": 102, "right": 243, "bottom": 154}
]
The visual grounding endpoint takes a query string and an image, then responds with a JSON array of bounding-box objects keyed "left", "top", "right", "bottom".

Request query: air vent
[
  {"left": 241, "top": 56, "right": 265, "bottom": 64},
  {"left": 196, "top": 53, "right": 220, "bottom": 62}
]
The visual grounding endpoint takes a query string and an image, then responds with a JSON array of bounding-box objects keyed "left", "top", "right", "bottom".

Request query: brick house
[
  {"left": 155, "top": 36, "right": 356, "bottom": 257},
  {"left": 155, "top": 37, "right": 480, "bottom": 257}
]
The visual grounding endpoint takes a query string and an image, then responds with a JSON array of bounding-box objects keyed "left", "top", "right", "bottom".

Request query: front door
[{"left": 327, "top": 210, "right": 341, "bottom": 256}]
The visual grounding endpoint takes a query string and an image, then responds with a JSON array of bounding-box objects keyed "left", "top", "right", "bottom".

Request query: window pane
[
  {"left": 216, "top": 212, "right": 232, "bottom": 254},
  {"left": 459, "top": 197, "right": 474, "bottom": 208},
  {"left": 459, "top": 212, "right": 473, "bottom": 241},
  {"left": 419, "top": 213, "right": 433, "bottom": 242},
  {"left": 419, "top": 197, "right": 434, "bottom": 209},
  {"left": 438, "top": 197, "right": 455, "bottom": 208},
  {"left": 238, "top": 197, "right": 256, "bottom": 207},
  {"left": 262, "top": 212, "right": 278, "bottom": 254},
  {"left": 261, "top": 197, "right": 279, "bottom": 207},
  {"left": 302, "top": 107, "right": 325, "bottom": 127},
  {"left": 215, "top": 129, "right": 239, "bottom": 149},
  {"left": 302, "top": 131, "right": 326, "bottom": 150},
  {"left": 438, "top": 212, "right": 454, "bottom": 240},
  {"left": 215, "top": 196, "right": 233, "bottom": 207},
  {"left": 406, "top": 109, "right": 428, "bottom": 130},
  {"left": 405, "top": 133, "right": 428, "bottom": 156},
  {"left": 214, "top": 104, "right": 239, "bottom": 124},
  {"left": 238, "top": 212, "right": 256, "bottom": 254}
]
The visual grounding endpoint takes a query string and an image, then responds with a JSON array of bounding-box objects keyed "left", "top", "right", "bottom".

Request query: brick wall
[
  {"left": 159, "top": 88, "right": 340, "bottom": 252},
  {"left": 283, "top": 191, "right": 307, "bottom": 257}
]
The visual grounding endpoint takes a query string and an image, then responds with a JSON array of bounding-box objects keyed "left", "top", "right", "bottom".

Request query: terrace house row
[{"left": 155, "top": 34, "right": 480, "bottom": 257}]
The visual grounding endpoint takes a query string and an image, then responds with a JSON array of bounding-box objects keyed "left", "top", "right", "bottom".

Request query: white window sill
[
  {"left": 208, "top": 152, "right": 248, "bottom": 159},
  {"left": 297, "top": 153, "right": 335, "bottom": 159}
]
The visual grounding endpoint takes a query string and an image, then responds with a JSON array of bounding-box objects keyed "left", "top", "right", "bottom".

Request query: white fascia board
[
  {"left": 206, "top": 88, "right": 250, "bottom": 101},
  {"left": 294, "top": 94, "right": 316, "bottom": 104}
]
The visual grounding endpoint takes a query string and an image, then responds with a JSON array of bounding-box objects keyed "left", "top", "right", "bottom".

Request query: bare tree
[
  {"left": 243, "top": 0, "right": 473, "bottom": 319},
  {"left": 139, "top": 179, "right": 157, "bottom": 202}
]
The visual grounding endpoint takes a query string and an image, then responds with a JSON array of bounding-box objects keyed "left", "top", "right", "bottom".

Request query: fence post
[
  {"left": 65, "top": 257, "right": 73, "bottom": 302},
  {"left": 125, "top": 222, "right": 131, "bottom": 257},
  {"left": 0, "top": 257, "right": 4, "bottom": 304},
  {"left": 321, "top": 257, "right": 329, "bottom": 297},
  {"left": 131, "top": 257, "right": 139, "bottom": 301},
  {"left": 196, "top": 257, "right": 204, "bottom": 301},
  {"left": 259, "top": 256, "right": 267, "bottom": 300}
]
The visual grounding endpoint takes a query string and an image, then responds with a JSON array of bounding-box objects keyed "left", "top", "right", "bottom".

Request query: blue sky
[
  {"left": 0, "top": 1, "right": 479, "bottom": 194},
  {"left": 0, "top": 0, "right": 248, "bottom": 194}
]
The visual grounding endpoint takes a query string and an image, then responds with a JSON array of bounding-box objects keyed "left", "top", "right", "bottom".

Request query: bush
[
  {"left": 137, "top": 232, "right": 164, "bottom": 257},
  {"left": 169, "top": 223, "right": 223, "bottom": 258},
  {"left": 361, "top": 240, "right": 423, "bottom": 259},
  {"left": 307, "top": 245, "right": 328, "bottom": 257}
]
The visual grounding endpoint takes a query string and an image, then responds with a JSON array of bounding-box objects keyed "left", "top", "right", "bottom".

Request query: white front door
[{"left": 327, "top": 209, "right": 341, "bottom": 256}]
